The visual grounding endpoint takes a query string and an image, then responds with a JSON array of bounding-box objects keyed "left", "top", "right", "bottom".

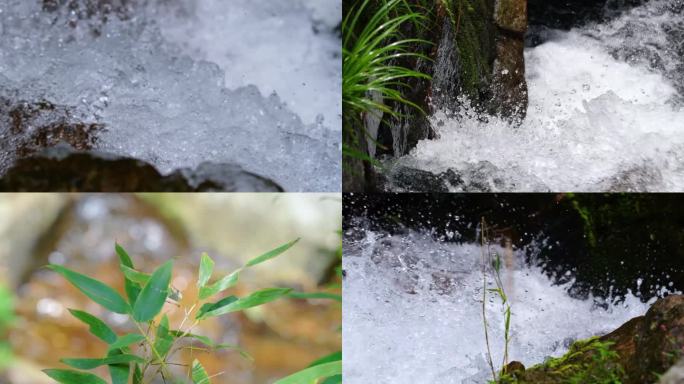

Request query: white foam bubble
[
  {"left": 343, "top": 230, "right": 655, "bottom": 384},
  {"left": 391, "top": 0, "right": 684, "bottom": 191}
]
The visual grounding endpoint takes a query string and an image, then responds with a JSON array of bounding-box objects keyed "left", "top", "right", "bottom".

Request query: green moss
[
  {"left": 451, "top": 0, "right": 495, "bottom": 97},
  {"left": 496, "top": 337, "right": 626, "bottom": 384}
]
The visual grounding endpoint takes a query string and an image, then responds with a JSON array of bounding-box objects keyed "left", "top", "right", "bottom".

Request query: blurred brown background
[{"left": 0, "top": 193, "right": 341, "bottom": 384}]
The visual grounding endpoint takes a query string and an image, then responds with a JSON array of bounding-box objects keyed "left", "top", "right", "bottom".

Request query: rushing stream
[
  {"left": 0, "top": 0, "right": 341, "bottom": 191},
  {"left": 387, "top": 0, "right": 684, "bottom": 191},
  {"left": 342, "top": 227, "right": 677, "bottom": 383}
]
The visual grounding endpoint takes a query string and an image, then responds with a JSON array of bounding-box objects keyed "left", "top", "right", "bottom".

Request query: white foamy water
[
  {"left": 391, "top": 0, "right": 684, "bottom": 191},
  {"left": 343, "top": 229, "right": 659, "bottom": 384},
  {"left": 0, "top": 0, "right": 340, "bottom": 191}
]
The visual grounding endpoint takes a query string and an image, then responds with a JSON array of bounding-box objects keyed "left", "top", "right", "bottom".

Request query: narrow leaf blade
[
  {"left": 197, "top": 288, "right": 291, "bottom": 319},
  {"left": 245, "top": 238, "right": 300, "bottom": 267},
  {"left": 108, "top": 333, "right": 146, "bottom": 351},
  {"left": 197, "top": 253, "right": 214, "bottom": 289},
  {"left": 273, "top": 361, "right": 342, "bottom": 384},
  {"left": 61, "top": 354, "right": 144, "bottom": 370},
  {"left": 48, "top": 265, "right": 130, "bottom": 314},
  {"left": 132, "top": 260, "right": 172, "bottom": 322},
  {"left": 191, "top": 359, "right": 211, "bottom": 384},
  {"left": 68, "top": 309, "right": 117, "bottom": 344},
  {"left": 43, "top": 369, "right": 108, "bottom": 384},
  {"left": 199, "top": 270, "right": 240, "bottom": 300},
  {"left": 115, "top": 243, "right": 142, "bottom": 305}
]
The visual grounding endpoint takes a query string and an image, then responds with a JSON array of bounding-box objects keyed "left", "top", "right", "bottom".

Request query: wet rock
[
  {"left": 491, "top": 34, "right": 528, "bottom": 121},
  {"left": 504, "top": 295, "right": 684, "bottom": 384},
  {"left": 0, "top": 146, "right": 283, "bottom": 192},
  {"left": 0, "top": 98, "right": 103, "bottom": 174},
  {"left": 384, "top": 162, "right": 549, "bottom": 192}
]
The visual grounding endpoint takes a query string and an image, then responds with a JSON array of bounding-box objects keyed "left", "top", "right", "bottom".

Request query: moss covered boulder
[{"left": 502, "top": 295, "right": 684, "bottom": 384}]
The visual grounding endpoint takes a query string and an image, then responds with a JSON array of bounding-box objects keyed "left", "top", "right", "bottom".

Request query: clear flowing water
[
  {"left": 389, "top": 0, "right": 684, "bottom": 191},
  {"left": 0, "top": 0, "right": 341, "bottom": 191},
  {"left": 343, "top": 228, "right": 676, "bottom": 383}
]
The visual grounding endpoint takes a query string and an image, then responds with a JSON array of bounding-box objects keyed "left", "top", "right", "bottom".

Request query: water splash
[
  {"left": 387, "top": 0, "right": 684, "bottom": 191},
  {"left": 343, "top": 229, "right": 665, "bottom": 383}
]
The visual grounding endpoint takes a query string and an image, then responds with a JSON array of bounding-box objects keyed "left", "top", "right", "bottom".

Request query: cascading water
[
  {"left": 342, "top": 227, "right": 677, "bottom": 383},
  {"left": 386, "top": 0, "right": 684, "bottom": 192},
  {"left": 0, "top": 0, "right": 341, "bottom": 191}
]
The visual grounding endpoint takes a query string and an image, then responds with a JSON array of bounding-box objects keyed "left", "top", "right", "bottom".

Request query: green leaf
[
  {"left": 61, "top": 354, "right": 145, "bottom": 369},
  {"left": 48, "top": 265, "right": 130, "bottom": 314},
  {"left": 307, "top": 351, "right": 341, "bottom": 368},
  {"left": 287, "top": 291, "right": 342, "bottom": 302},
  {"left": 107, "top": 349, "right": 130, "bottom": 384},
  {"left": 115, "top": 243, "right": 133, "bottom": 267},
  {"left": 132, "top": 260, "right": 172, "bottom": 322},
  {"left": 115, "top": 243, "right": 141, "bottom": 306},
  {"left": 197, "top": 296, "right": 238, "bottom": 319},
  {"left": 245, "top": 238, "right": 300, "bottom": 267},
  {"left": 132, "top": 364, "right": 143, "bottom": 384},
  {"left": 273, "top": 361, "right": 342, "bottom": 384},
  {"left": 169, "top": 330, "right": 253, "bottom": 361},
  {"left": 321, "top": 375, "right": 342, "bottom": 384},
  {"left": 108, "top": 334, "right": 146, "bottom": 351},
  {"left": 120, "top": 265, "right": 151, "bottom": 286},
  {"left": 43, "top": 369, "right": 108, "bottom": 384},
  {"left": 198, "top": 270, "right": 240, "bottom": 300},
  {"left": 198, "top": 253, "right": 214, "bottom": 289},
  {"left": 191, "top": 359, "right": 211, "bottom": 384},
  {"left": 153, "top": 315, "right": 173, "bottom": 358},
  {"left": 197, "top": 288, "right": 291, "bottom": 319},
  {"left": 68, "top": 309, "right": 117, "bottom": 344}
]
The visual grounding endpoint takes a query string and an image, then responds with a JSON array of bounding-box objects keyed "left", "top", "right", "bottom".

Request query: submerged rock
[
  {"left": 503, "top": 295, "right": 684, "bottom": 384},
  {"left": 0, "top": 146, "right": 283, "bottom": 192}
]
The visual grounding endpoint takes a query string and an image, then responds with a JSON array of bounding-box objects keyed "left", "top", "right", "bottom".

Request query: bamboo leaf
[
  {"left": 287, "top": 291, "right": 342, "bottom": 302},
  {"left": 169, "top": 330, "right": 253, "bottom": 361},
  {"left": 197, "top": 296, "right": 238, "bottom": 319},
  {"left": 273, "top": 361, "right": 342, "bottom": 384},
  {"left": 68, "top": 309, "right": 117, "bottom": 344},
  {"left": 308, "top": 351, "right": 342, "bottom": 368},
  {"left": 61, "top": 354, "right": 144, "bottom": 369},
  {"left": 132, "top": 260, "right": 172, "bottom": 322},
  {"left": 48, "top": 265, "right": 130, "bottom": 314},
  {"left": 245, "top": 238, "right": 300, "bottom": 267},
  {"left": 198, "top": 253, "right": 214, "bottom": 289},
  {"left": 108, "top": 334, "right": 146, "bottom": 351},
  {"left": 197, "top": 288, "right": 291, "bottom": 319},
  {"left": 115, "top": 243, "right": 141, "bottom": 305},
  {"left": 43, "top": 369, "right": 107, "bottom": 384},
  {"left": 153, "top": 315, "right": 173, "bottom": 358},
  {"left": 191, "top": 359, "right": 211, "bottom": 384},
  {"left": 132, "top": 364, "right": 143, "bottom": 384},
  {"left": 120, "top": 265, "right": 151, "bottom": 286},
  {"left": 198, "top": 270, "right": 240, "bottom": 300},
  {"left": 107, "top": 349, "right": 130, "bottom": 384}
]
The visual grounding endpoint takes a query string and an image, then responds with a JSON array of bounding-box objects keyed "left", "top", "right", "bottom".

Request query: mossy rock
[{"left": 499, "top": 295, "right": 684, "bottom": 384}]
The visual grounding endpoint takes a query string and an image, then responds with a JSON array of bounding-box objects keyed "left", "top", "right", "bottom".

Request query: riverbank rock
[
  {"left": 0, "top": 98, "right": 103, "bottom": 175},
  {"left": 503, "top": 295, "right": 684, "bottom": 384},
  {"left": 0, "top": 146, "right": 283, "bottom": 192}
]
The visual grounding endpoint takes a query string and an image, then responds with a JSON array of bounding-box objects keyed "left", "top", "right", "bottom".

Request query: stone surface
[
  {"left": 0, "top": 146, "right": 283, "bottom": 192},
  {"left": 0, "top": 98, "right": 103, "bottom": 174},
  {"left": 495, "top": 0, "right": 528, "bottom": 33}
]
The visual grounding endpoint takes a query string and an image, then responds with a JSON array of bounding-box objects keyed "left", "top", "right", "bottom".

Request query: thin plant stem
[{"left": 481, "top": 217, "right": 497, "bottom": 381}]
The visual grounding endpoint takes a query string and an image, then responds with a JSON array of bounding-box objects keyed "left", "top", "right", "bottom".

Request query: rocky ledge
[
  {"left": 0, "top": 146, "right": 283, "bottom": 192},
  {"left": 501, "top": 295, "right": 684, "bottom": 384}
]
